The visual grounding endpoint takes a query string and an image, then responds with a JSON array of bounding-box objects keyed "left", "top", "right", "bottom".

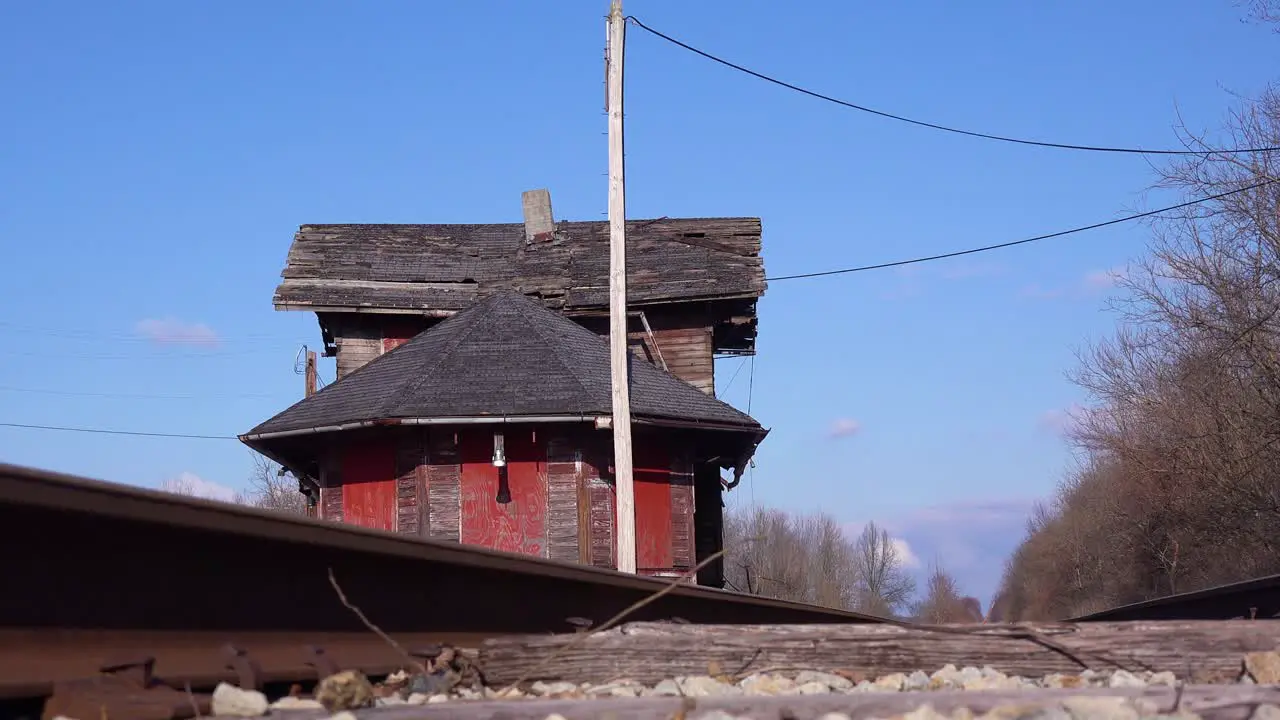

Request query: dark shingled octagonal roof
[{"left": 242, "top": 291, "right": 762, "bottom": 438}]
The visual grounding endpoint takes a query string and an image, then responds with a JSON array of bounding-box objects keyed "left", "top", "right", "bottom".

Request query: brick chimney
[{"left": 521, "top": 188, "right": 555, "bottom": 244}]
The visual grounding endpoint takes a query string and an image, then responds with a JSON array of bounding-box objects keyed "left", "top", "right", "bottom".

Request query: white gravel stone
[
  {"left": 210, "top": 683, "right": 269, "bottom": 717},
  {"left": 1149, "top": 671, "right": 1178, "bottom": 686},
  {"left": 648, "top": 678, "right": 683, "bottom": 696},
  {"left": 406, "top": 693, "right": 429, "bottom": 705},
  {"left": 531, "top": 680, "right": 580, "bottom": 696},
  {"left": 1108, "top": 670, "right": 1148, "bottom": 688},
  {"left": 931, "top": 664, "right": 962, "bottom": 688},
  {"left": 682, "top": 675, "right": 742, "bottom": 696},
  {"left": 793, "top": 680, "right": 833, "bottom": 695},
  {"left": 585, "top": 681, "right": 644, "bottom": 697},
  {"left": 905, "top": 670, "right": 932, "bottom": 691},
  {"left": 875, "top": 672, "right": 909, "bottom": 691},
  {"left": 851, "top": 680, "right": 879, "bottom": 693},
  {"left": 427, "top": 694, "right": 450, "bottom": 703},
  {"left": 901, "top": 704, "right": 952, "bottom": 720},
  {"left": 1252, "top": 704, "right": 1280, "bottom": 720},
  {"left": 1061, "top": 696, "right": 1144, "bottom": 720},
  {"left": 738, "top": 673, "right": 797, "bottom": 695},
  {"left": 693, "top": 711, "right": 751, "bottom": 720},
  {"left": 326, "top": 713, "right": 359, "bottom": 720},
  {"left": 269, "top": 696, "right": 324, "bottom": 710},
  {"left": 797, "top": 670, "right": 855, "bottom": 691},
  {"left": 376, "top": 694, "right": 407, "bottom": 706}
]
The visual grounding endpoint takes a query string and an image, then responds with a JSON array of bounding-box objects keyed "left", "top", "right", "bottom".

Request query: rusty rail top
[
  {"left": 0, "top": 461, "right": 877, "bottom": 624},
  {"left": 1069, "top": 572, "right": 1280, "bottom": 622},
  {"left": 2, "top": 461, "right": 880, "bottom": 709}
]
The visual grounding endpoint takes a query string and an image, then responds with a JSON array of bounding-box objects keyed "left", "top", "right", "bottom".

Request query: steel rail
[
  {"left": 1069, "top": 572, "right": 1280, "bottom": 622},
  {"left": 0, "top": 462, "right": 876, "bottom": 705}
]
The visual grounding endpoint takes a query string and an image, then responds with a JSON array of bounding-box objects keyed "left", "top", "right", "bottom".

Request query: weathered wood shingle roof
[
  {"left": 273, "top": 218, "right": 765, "bottom": 313},
  {"left": 243, "top": 291, "right": 762, "bottom": 438}
]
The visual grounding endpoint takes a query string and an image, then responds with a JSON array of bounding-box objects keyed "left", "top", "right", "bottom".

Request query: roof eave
[
  {"left": 272, "top": 291, "right": 764, "bottom": 316},
  {"left": 630, "top": 415, "right": 767, "bottom": 436},
  {"left": 240, "top": 414, "right": 607, "bottom": 443}
]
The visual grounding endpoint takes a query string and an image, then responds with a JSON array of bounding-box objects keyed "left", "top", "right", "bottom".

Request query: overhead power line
[
  {"left": 0, "top": 385, "right": 276, "bottom": 400},
  {"left": 0, "top": 421, "right": 236, "bottom": 440},
  {"left": 627, "top": 16, "right": 1280, "bottom": 157},
  {"left": 765, "top": 178, "right": 1279, "bottom": 282}
]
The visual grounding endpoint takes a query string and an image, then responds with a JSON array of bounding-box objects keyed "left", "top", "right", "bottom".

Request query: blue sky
[{"left": 2, "top": 0, "right": 1275, "bottom": 608}]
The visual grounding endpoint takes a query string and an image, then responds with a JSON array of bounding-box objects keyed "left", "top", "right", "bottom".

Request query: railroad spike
[
  {"left": 221, "top": 643, "right": 264, "bottom": 691},
  {"left": 99, "top": 655, "right": 157, "bottom": 688},
  {"left": 304, "top": 645, "right": 341, "bottom": 680}
]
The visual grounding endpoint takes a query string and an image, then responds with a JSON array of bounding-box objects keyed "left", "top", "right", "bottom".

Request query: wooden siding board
[
  {"left": 426, "top": 432, "right": 461, "bottom": 542},
  {"left": 670, "top": 451, "right": 695, "bottom": 570},
  {"left": 395, "top": 435, "right": 424, "bottom": 536},
  {"left": 320, "top": 451, "right": 343, "bottom": 523},
  {"left": 694, "top": 463, "right": 725, "bottom": 588},
  {"left": 546, "top": 434, "right": 581, "bottom": 564},
  {"left": 336, "top": 324, "right": 381, "bottom": 379},
  {"left": 587, "top": 444, "right": 615, "bottom": 569}
]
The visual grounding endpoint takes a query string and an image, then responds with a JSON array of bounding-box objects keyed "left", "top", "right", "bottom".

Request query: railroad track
[
  {"left": 1068, "top": 572, "right": 1280, "bottom": 622},
  {"left": 0, "top": 462, "right": 875, "bottom": 719}
]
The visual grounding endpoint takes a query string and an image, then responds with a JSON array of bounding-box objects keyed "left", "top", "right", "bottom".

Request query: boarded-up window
[
  {"left": 459, "top": 429, "right": 548, "bottom": 558},
  {"left": 634, "top": 440, "right": 673, "bottom": 571},
  {"left": 341, "top": 440, "right": 397, "bottom": 532}
]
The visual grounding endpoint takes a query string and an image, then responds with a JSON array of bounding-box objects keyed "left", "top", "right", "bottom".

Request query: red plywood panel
[
  {"left": 459, "top": 429, "right": 548, "bottom": 557},
  {"left": 381, "top": 317, "right": 426, "bottom": 353},
  {"left": 341, "top": 441, "right": 397, "bottom": 532},
  {"left": 634, "top": 442, "right": 673, "bottom": 571}
]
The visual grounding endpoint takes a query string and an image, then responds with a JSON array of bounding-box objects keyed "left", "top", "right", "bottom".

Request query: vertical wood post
[
  {"left": 305, "top": 350, "right": 317, "bottom": 398},
  {"left": 606, "top": 0, "right": 636, "bottom": 575}
]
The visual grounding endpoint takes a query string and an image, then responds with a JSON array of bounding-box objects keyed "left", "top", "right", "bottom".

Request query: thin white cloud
[
  {"left": 840, "top": 521, "right": 922, "bottom": 570},
  {"left": 158, "top": 472, "right": 238, "bottom": 503},
  {"left": 135, "top": 317, "right": 220, "bottom": 347},
  {"left": 937, "top": 261, "right": 1007, "bottom": 281},
  {"left": 1037, "top": 403, "right": 1091, "bottom": 437},
  {"left": 1022, "top": 267, "right": 1128, "bottom": 301},
  {"left": 883, "top": 262, "right": 1006, "bottom": 300},
  {"left": 870, "top": 498, "right": 1038, "bottom": 609},
  {"left": 891, "top": 537, "right": 922, "bottom": 569},
  {"left": 827, "top": 418, "right": 862, "bottom": 439},
  {"left": 1082, "top": 267, "right": 1126, "bottom": 290}
]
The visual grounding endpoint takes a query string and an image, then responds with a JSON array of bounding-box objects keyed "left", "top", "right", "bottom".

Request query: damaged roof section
[
  {"left": 243, "top": 291, "right": 765, "bottom": 439},
  {"left": 272, "top": 216, "right": 766, "bottom": 314}
]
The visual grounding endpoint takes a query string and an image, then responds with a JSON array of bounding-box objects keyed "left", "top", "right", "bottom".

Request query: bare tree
[
  {"left": 851, "top": 521, "right": 916, "bottom": 617},
  {"left": 156, "top": 454, "right": 310, "bottom": 516},
  {"left": 239, "top": 453, "right": 310, "bottom": 515},
  {"left": 722, "top": 506, "right": 861, "bottom": 610},
  {"left": 158, "top": 472, "right": 242, "bottom": 504},
  {"left": 911, "top": 563, "right": 981, "bottom": 623},
  {"left": 995, "top": 74, "right": 1280, "bottom": 620},
  {"left": 1239, "top": 0, "right": 1280, "bottom": 29}
]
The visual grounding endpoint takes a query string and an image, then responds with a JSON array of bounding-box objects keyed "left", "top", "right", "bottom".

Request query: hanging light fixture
[{"left": 492, "top": 431, "right": 506, "bottom": 467}]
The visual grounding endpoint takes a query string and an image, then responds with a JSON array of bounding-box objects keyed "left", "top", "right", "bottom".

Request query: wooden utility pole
[
  {"left": 606, "top": 0, "right": 636, "bottom": 574},
  {"left": 305, "top": 350, "right": 317, "bottom": 398}
]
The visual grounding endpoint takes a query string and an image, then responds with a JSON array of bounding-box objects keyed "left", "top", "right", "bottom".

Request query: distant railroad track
[
  {"left": 1069, "top": 573, "right": 1280, "bottom": 622},
  {"left": 0, "top": 463, "right": 876, "bottom": 717}
]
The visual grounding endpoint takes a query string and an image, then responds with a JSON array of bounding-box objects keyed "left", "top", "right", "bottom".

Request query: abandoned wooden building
[
  {"left": 244, "top": 189, "right": 768, "bottom": 586},
  {"left": 270, "top": 189, "right": 765, "bottom": 394},
  {"left": 240, "top": 291, "right": 768, "bottom": 584}
]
